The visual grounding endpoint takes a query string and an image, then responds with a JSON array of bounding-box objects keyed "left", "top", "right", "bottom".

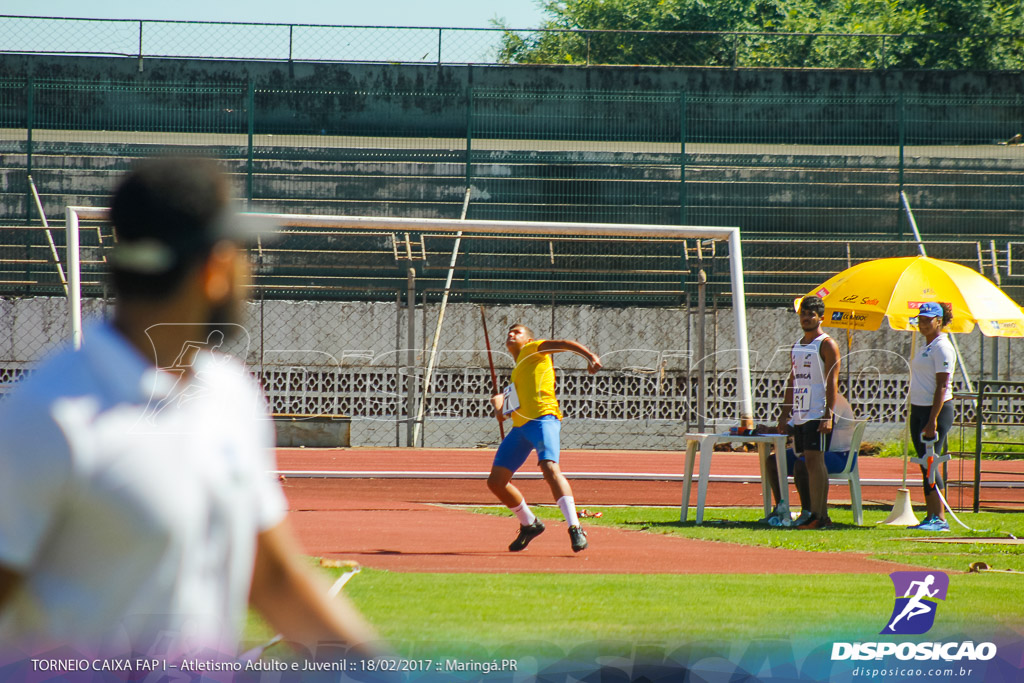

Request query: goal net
[{"left": 65, "top": 208, "right": 752, "bottom": 450}]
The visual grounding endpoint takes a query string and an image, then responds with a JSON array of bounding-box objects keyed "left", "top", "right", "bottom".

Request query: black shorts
[
  {"left": 910, "top": 402, "right": 954, "bottom": 494},
  {"left": 792, "top": 419, "right": 833, "bottom": 454}
]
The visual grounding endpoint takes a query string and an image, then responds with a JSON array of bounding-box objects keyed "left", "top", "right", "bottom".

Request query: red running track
[
  {"left": 277, "top": 447, "right": 1022, "bottom": 509},
  {"left": 276, "top": 447, "right": 990, "bottom": 575}
]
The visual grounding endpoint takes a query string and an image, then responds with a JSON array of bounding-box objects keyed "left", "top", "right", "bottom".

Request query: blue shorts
[
  {"left": 492, "top": 414, "right": 561, "bottom": 472},
  {"left": 784, "top": 448, "right": 851, "bottom": 474}
]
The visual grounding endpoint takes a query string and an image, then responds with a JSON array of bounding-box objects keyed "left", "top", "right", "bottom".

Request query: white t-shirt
[
  {"left": 910, "top": 333, "right": 957, "bottom": 406},
  {"left": 828, "top": 394, "right": 856, "bottom": 453},
  {"left": 0, "top": 322, "right": 286, "bottom": 658}
]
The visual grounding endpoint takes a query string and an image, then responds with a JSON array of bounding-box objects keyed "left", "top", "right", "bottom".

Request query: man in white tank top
[{"left": 776, "top": 296, "right": 841, "bottom": 530}]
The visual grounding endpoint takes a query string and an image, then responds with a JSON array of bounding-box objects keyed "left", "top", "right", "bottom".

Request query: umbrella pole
[
  {"left": 881, "top": 333, "right": 920, "bottom": 525},
  {"left": 902, "top": 331, "right": 915, "bottom": 488}
]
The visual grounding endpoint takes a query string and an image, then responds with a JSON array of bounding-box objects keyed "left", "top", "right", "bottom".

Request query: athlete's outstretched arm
[{"left": 536, "top": 339, "right": 602, "bottom": 373}]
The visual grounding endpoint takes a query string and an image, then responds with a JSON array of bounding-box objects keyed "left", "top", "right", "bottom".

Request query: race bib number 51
[{"left": 793, "top": 386, "right": 811, "bottom": 416}]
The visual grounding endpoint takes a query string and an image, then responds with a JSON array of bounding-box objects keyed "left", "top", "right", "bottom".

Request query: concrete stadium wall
[
  {"left": 3, "top": 296, "right": 1019, "bottom": 447},
  {"left": 4, "top": 55, "right": 1024, "bottom": 141}
]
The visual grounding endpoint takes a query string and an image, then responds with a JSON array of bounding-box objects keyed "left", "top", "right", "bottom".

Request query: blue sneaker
[
  {"left": 920, "top": 517, "right": 950, "bottom": 531},
  {"left": 908, "top": 515, "right": 935, "bottom": 530},
  {"left": 909, "top": 516, "right": 950, "bottom": 532}
]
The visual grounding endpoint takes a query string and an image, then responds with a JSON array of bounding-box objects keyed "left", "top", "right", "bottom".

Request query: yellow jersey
[{"left": 508, "top": 339, "right": 563, "bottom": 428}]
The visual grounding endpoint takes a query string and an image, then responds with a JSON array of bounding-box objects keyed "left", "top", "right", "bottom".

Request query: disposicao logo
[
  {"left": 882, "top": 571, "right": 948, "bottom": 635},
  {"left": 831, "top": 570, "right": 998, "bottom": 664}
]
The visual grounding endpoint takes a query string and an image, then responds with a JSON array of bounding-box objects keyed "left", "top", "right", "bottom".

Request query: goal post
[{"left": 64, "top": 207, "right": 754, "bottom": 440}]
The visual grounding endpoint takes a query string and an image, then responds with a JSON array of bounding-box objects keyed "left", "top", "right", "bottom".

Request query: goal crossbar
[{"left": 64, "top": 207, "right": 755, "bottom": 423}]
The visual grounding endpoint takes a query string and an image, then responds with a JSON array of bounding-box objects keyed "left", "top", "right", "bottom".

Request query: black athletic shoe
[
  {"left": 509, "top": 520, "right": 545, "bottom": 552},
  {"left": 568, "top": 525, "right": 588, "bottom": 552}
]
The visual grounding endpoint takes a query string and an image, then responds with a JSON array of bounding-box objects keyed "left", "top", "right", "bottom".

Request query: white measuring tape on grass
[
  {"left": 910, "top": 434, "right": 977, "bottom": 531},
  {"left": 237, "top": 559, "right": 362, "bottom": 663}
]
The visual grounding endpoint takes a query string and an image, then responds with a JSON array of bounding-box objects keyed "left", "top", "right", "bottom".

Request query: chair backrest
[{"left": 834, "top": 420, "right": 867, "bottom": 476}]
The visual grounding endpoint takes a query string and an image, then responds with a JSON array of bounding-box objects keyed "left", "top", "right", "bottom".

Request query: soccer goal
[{"left": 64, "top": 207, "right": 753, "bottom": 449}]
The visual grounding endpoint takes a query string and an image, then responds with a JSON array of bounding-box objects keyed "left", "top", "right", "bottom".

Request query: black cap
[{"left": 108, "top": 157, "right": 277, "bottom": 274}]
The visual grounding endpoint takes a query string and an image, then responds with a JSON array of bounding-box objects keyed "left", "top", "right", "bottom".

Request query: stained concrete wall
[
  {"left": 3, "top": 296, "right": 1019, "bottom": 447},
  {"left": 3, "top": 54, "right": 1024, "bottom": 142}
]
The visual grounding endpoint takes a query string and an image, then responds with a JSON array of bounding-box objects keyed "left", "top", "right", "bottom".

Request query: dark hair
[
  {"left": 939, "top": 302, "right": 954, "bottom": 327},
  {"left": 799, "top": 295, "right": 825, "bottom": 317},
  {"left": 509, "top": 323, "right": 535, "bottom": 339},
  {"left": 108, "top": 157, "right": 231, "bottom": 301}
]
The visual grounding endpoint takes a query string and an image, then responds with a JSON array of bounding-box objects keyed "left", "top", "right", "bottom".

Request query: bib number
[
  {"left": 793, "top": 387, "right": 811, "bottom": 415},
  {"left": 502, "top": 385, "right": 521, "bottom": 416}
]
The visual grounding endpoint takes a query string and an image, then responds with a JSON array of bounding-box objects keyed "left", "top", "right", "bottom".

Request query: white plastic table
[{"left": 681, "top": 432, "right": 789, "bottom": 524}]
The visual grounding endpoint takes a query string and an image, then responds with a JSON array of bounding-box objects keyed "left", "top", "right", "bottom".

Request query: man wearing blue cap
[{"left": 907, "top": 301, "right": 956, "bottom": 531}]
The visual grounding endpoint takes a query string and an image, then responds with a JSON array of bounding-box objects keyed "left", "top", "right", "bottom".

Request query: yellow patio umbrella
[
  {"left": 797, "top": 255, "right": 1024, "bottom": 337},
  {"left": 797, "top": 255, "right": 1023, "bottom": 525}
]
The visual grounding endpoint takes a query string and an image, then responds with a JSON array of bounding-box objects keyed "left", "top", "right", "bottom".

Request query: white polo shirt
[
  {"left": 0, "top": 322, "right": 286, "bottom": 657},
  {"left": 910, "top": 333, "right": 957, "bottom": 406}
]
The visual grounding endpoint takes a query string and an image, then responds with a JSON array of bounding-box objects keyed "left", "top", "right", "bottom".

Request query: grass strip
[
  {"left": 247, "top": 568, "right": 1023, "bottom": 659},
  {"left": 474, "top": 505, "right": 1024, "bottom": 572}
]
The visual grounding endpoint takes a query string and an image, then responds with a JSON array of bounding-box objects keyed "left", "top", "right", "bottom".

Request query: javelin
[{"left": 480, "top": 306, "right": 505, "bottom": 439}]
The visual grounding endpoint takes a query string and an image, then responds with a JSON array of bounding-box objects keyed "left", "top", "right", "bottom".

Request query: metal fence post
[
  {"left": 247, "top": 79, "right": 255, "bottom": 206},
  {"left": 465, "top": 86, "right": 473, "bottom": 188},
  {"left": 988, "top": 241, "right": 1001, "bottom": 398},
  {"left": 897, "top": 91, "right": 905, "bottom": 240},
  {"left": 137, "top": 21, "right": 144, "bottom": 73},
  {"left": 679, "top": 91, "right": 687, "bottom": 225},
  {"left": 696, "top": 241, "right": 707, "bottom": 432},
  {"left": 25, "top": 77, "right": 33, "bottom": 226},
  {"left": 288, "top": 25, "right": 294, "bottom": 78},
  {"left": 406, "top": 268, "right": 417, "bottom": 446},
  {"left": 973, "top": 382, "right": 985, "bottom": 513},
  {"left": 395, "top": 290, "right": 402, "bottom": 447}
]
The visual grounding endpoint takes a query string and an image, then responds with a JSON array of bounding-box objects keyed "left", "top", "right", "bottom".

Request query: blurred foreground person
[{"left": 0, "top": 157, "right": 383, "bottom": 662}]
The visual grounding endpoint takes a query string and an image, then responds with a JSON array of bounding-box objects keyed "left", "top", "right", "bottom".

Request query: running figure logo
[{"left": 881, "top": 571, "right": 949, "bottom": 635}]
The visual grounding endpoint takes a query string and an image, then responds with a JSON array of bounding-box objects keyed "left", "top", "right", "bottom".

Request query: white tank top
[{"left": 791, "top": 333, "right": 830, "bottom": 425}]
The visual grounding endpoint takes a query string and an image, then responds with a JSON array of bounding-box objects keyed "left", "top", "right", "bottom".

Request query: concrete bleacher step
[{"left": 3, "top": 140, "right": 1022, "bottom": 305}]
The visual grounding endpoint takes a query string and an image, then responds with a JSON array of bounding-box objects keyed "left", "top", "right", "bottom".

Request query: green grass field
[
  {"left": 874, "top": 428, "right": 1024, "bottom": 459},
  {"left": 246, "top": 506, "right": 1024, "bottom": 659},
  {"left": 494, "top": 505, "right": 1024, "bottom": 573}
]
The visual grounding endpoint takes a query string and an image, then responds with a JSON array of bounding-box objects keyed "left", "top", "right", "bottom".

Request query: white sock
[
  {"left": 557, "top": 496, "right": 580, "bottom": 527},
  {"left": 510, "top": 501, "right": 536, "bottom": 526}
]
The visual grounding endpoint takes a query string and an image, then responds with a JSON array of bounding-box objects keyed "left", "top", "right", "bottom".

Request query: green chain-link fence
[
  {"left": 3, "top": 79, "right": 1022, "bottom": 305},
  {"left": 3, "top": 16, "right": 1024, "bottom": 69}
]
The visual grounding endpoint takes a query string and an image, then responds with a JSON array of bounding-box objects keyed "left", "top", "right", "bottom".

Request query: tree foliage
[{"left": 494, "top": 0, "right": 1024, "bottom": 69}]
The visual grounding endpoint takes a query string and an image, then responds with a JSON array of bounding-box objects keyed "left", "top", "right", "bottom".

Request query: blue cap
[{"left": 918, "top": 302, "right": 943, "bottom": 318}]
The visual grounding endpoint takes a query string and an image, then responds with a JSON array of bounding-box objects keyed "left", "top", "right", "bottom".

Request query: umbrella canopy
[{"left": 800, "top": 255, "right": 1024, "bottom": 337}]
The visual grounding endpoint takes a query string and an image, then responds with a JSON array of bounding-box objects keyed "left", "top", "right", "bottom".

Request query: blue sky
[
  {"left": 2, "top": 1, "right": 549, "bottom": 29},
  {"left": 2, "top": 2, "right": 552, "bottom": 62}
]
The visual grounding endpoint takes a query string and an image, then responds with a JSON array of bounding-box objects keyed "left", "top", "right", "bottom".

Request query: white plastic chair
[{"left": 827, "top": 420, "right": 867, "bottom": 525}]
